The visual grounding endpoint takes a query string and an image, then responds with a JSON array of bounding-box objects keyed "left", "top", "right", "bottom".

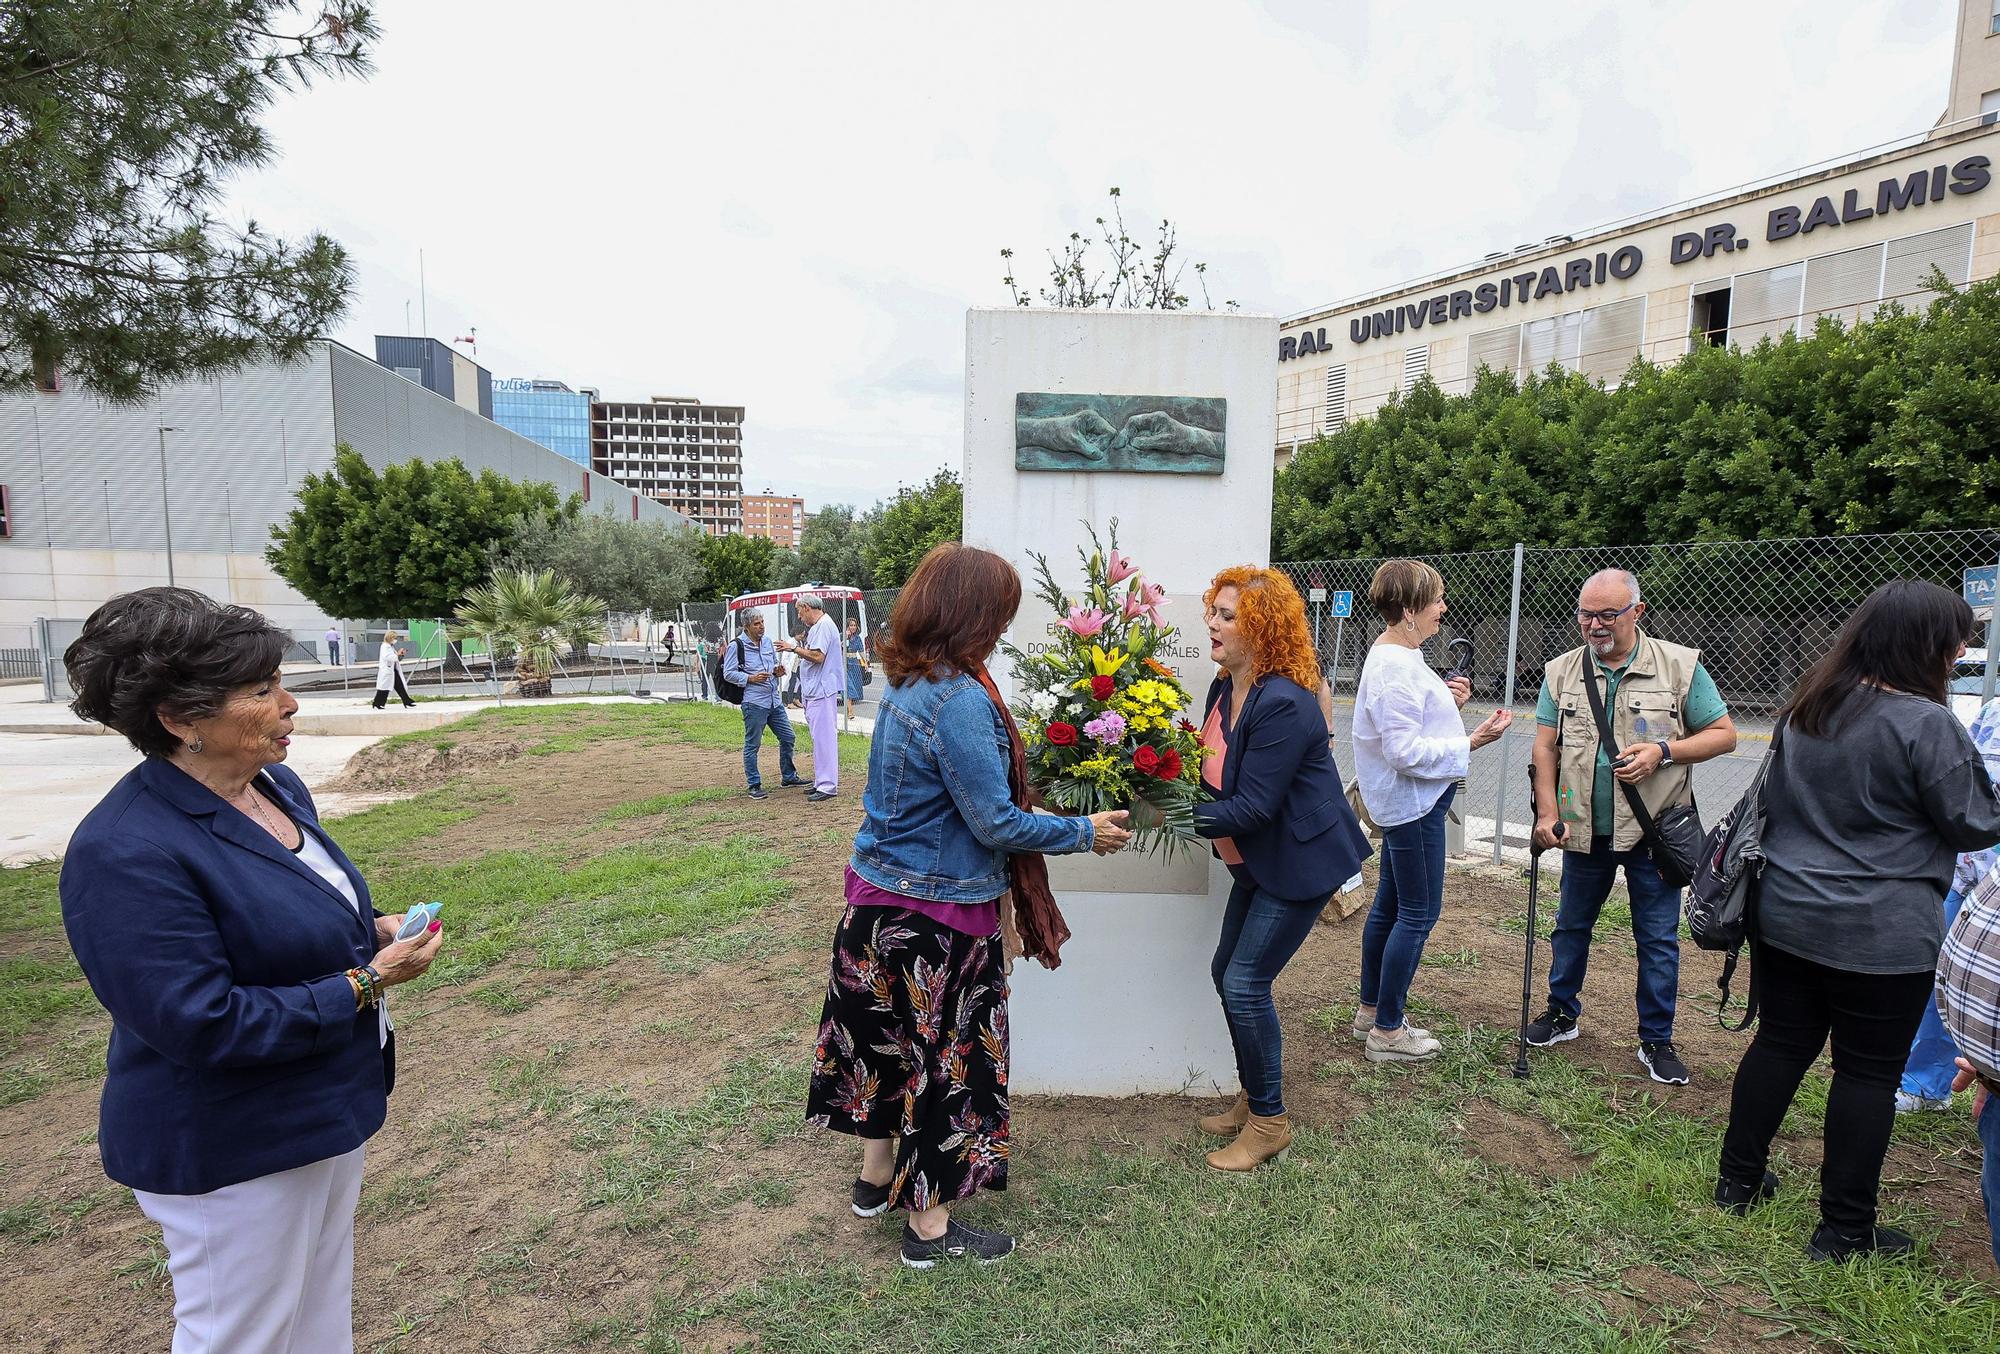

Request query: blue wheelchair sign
[{"left": 1329, "top": 590, "right": 1354, "bottom": 619}]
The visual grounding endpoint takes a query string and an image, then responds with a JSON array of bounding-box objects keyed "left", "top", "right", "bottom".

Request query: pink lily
[
  {"left": 1105, "top": 550, "right": 1139, "bottom": 585},
  {"left": 1062, "top": 605, "right": 1109, "bottom": 638},
  {"left": 1123, "top": 581, "right": 1167, "bottom": 628}
]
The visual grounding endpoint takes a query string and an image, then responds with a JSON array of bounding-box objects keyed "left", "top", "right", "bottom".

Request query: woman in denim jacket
[{"left": 807, "top": 543, "right": 1130, "bottom": 1269}]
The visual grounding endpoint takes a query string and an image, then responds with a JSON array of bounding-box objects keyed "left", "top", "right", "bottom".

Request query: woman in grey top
[{"left": 1717, "top": 581, "right": 2000, "bottom": 1261}]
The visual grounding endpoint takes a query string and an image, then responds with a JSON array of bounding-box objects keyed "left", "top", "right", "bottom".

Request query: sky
[{"left": 231, "top": 0, "right": 1958, "bottom": 513}]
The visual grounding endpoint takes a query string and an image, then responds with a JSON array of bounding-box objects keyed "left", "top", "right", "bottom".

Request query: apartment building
[
  {"left": 590, "top": 396, "right": 744, "bottom": 535},
  {"left": 742, "top": 493, "right": 805, "bottom": 549}
]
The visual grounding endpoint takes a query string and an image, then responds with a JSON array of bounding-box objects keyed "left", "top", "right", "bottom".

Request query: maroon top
[{"left": 844, "top": 864, "right": 999, "bottom": 938}]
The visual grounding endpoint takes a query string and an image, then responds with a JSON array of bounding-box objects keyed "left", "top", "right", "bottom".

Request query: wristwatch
[{"left": 1656, "top": 740, "right": 1674, "bottom": 766}]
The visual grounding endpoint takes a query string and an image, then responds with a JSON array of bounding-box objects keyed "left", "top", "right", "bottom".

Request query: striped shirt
[{"left": 1937, "top": 859, "right": 2000, "bottom": 1081}]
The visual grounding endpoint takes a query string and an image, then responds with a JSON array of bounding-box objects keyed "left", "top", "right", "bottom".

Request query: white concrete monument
[{"left": 963, "top": 306, "right": 1280, "bottom": 1096}]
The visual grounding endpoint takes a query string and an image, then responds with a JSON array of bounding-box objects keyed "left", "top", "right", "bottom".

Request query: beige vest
[{"left": 1545, "top": 633, "right": 1702, "bottom": 853}]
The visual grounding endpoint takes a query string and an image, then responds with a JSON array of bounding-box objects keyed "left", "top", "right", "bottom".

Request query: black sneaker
[
  {"left": 746, "top": 786, "right": 768, "bottom": 800},
  {"left": 1524, "top": 1005, "right": 1578, "bottom": 1047},
  {"left": 806, "top": 789, "right": 836, "bottom": 803},
  {"left": 1714, "top": 1170, "right": 1780, "bottom": 1216},
  {"left": 780, "top": 777, "right": 808, "bottom": 788},
  {"left": 1807, "top": 1221, "right": 1917, "bottom": 1262},
  {"left": 1638, "top": 1041, "right": 1690, "bottom": 1085},
  {"left": 900, "top": 1218, "right": 1015, "bottom": 1269},
  {"left": 851, "top": 1177, "right": 891, "bottom": 1219}
]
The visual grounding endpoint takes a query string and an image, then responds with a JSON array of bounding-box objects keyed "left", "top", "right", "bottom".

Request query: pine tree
[{"left": 0, "top": 3, "right": 375, "bottom": 401}]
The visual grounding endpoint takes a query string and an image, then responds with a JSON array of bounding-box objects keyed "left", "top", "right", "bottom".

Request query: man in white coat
[
  {"left": 373, "top": 631, "right": 416, "bottom": 709},
  {"left": 775, "top": 597, "right": 842, "bottom": 801}
]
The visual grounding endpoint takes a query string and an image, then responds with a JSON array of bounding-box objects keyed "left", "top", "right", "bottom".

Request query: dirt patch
[
  {"left": 1458, "top": 1096, "right": 1587, "bottom": 1180},
  {"left": 324, "top": 737, "right": 527, "bottom": 793}
]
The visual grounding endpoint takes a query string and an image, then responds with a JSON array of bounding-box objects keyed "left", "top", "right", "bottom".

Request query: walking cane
[{"left": 1513, "top": 766, "right": 1565, "bottom": 1079}]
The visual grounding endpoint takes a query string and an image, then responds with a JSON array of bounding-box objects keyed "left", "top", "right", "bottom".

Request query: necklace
[{"left": 241, "top": 781, "right": 296, "bottom": 846}]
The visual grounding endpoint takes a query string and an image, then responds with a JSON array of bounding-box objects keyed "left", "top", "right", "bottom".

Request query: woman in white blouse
[{"left": 1351, "top": 560, "right": 1510, "bottom": 1062}]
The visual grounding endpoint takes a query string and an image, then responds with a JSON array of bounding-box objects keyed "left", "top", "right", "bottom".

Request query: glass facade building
[{"left": 492, "top": 379, "right": 593, "bottom": 465}]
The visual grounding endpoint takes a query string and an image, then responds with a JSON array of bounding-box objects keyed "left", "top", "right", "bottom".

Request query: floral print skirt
[{"left": 806, "top": 904, "right": 1010, "bottom": 1211}]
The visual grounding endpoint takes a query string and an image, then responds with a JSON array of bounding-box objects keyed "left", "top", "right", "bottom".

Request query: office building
[
  {"left": 1274, "top": 0, "right": 2000, "bottom": 459},
  {"left": 374, "top": 335, "right": 493, "bottom": 419},
  {"left": 742, "top": 493, "right": 806, "bottom": 549},
  {"left": 0, "top": 342, "right": 685, "bottom": 641},
  {"left": 590, "top": 396, "right": 744, "bottom": 535},
  {"left": 493, "top": 378, "right": 595, "bottom": 466}
]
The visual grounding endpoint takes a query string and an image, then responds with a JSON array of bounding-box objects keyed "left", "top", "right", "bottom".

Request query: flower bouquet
[{"left": 1002, "top": 522, "right": 1209, "bottom": 857}]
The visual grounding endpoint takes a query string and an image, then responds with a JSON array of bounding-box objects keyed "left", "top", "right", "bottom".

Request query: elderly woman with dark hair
[
  {"left": 59, "top": 588, "right": 444, "bottom": 1353},
  {"left": 807, "top": 543, "right": 1130, "bottom": 1269}
]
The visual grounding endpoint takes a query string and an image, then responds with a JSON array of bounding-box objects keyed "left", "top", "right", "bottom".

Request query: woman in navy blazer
[
  {"left": 59, "top": 589, "right": 444, "bottom": 1354},
  {"left": 1190, "top": 566, "right": 1371, "bottom": 1171}
]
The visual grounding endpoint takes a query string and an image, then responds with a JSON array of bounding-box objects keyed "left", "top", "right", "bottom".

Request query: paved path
[{"left": 2, "top": 732, "right": 385, "bottom": 867}]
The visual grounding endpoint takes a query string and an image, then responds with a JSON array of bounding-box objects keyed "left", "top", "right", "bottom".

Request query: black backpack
[
  {"left": 1684, "top": 720, "right": 1786, "bottom": 1030},
  {"left": 709, "top": 636, "right": 748, "bottom": 705}
]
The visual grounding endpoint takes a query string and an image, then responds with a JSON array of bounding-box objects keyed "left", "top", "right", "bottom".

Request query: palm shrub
[{"left": 453, "top": 569, "right": 607, "bottom": 698}]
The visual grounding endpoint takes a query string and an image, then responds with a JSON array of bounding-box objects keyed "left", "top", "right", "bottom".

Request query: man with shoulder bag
[{"left": 1525, "top": 569, "right": 1739, "bottom": 1084}]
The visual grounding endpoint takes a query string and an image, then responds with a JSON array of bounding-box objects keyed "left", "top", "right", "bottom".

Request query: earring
[{"left": 188, "top": 736, "right": 204, "bottom": 755}]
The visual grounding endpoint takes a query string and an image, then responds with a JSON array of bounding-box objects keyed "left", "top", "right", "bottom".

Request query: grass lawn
[{"left": 0, "top": 700, "right": 1993, "bottom": 1352}]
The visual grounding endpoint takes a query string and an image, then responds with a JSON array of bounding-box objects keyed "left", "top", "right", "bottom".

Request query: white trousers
[{"left": 133, "top": 1145, "right": 366, "bottom": 1354}]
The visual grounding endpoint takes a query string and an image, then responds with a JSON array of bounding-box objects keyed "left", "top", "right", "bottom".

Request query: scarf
[{"left": 974, "top": 664, "right": 1073, "bottom": 969}]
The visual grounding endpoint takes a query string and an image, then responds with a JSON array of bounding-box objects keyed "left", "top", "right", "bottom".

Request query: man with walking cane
[{"left": 1522, "top": 569, "right": 1737, "bottom": 1085}]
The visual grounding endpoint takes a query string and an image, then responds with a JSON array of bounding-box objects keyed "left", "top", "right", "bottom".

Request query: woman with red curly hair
[{"left": 1191, "top": 565, "right": 1371, "bottom": 1171}]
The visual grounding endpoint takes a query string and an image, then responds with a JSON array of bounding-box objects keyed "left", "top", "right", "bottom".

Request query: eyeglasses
[{"left": 1576, "top": 603, "right": 1638, "bottom": 626}]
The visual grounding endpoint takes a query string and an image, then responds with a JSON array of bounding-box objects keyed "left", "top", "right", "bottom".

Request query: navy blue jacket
[
  {"left": 1193, "top": 673, "right": 1372, "bottom": 902},
  {"left": 60, "top": 759, "right": 392, "bottom": 1196}
]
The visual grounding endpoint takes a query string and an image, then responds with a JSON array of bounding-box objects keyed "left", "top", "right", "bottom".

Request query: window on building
[
  {"left": 1401, "top": 346, "right": 1430, "bottom": 390},
  {"left": 1467, "top": 325, "right": 1522, "bottom": 381},
  {"left": 1982, "top": 88, "right": 2000, "bottom": 125},
  {"left": 1992, "top": 0, "right": 2000, "bottom": 35},
  {"left": 1727, "top": 261, "right": 1804, "bottom": 348},
  {"left": 1578, "top": 296, "right": 1646, "bottom": 382},
  {"left": 1323, "top": 365, "right": 1347, "bottom": 435}
]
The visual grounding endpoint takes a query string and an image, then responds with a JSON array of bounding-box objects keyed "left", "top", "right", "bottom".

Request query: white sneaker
[
  {"left": 1351, "top": 1012, "right": 1429, "bottom": 1043},
  {"left": 1365, "top": 1024, "right": 1441, "bottom": 1063},
  {"left": 1893, "top": 1090, "right": 1950, "bottom": 1114}
]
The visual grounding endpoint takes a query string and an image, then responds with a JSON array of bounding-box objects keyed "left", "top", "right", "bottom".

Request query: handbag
[
  {"left": 1582, "top": 668, "right": 1704, "bottom": 889},
  {"left": 1684, "top": 720, "right": 1784, "bottom": 1030}
]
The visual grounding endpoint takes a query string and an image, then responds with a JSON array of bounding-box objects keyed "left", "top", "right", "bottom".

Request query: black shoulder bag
[{"left": 1582, "top": 668, "right": 1705, "bottom": 889}]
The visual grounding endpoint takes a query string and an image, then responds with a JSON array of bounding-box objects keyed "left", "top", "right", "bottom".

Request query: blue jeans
[
  {"left": 741, "top": 702, "right": 797, "bottom": 789},
  {"left": 1547, "top": 835, "right": 1681, "bottom": 1043},
  {"left": 1212, "top": 874, "right": 1327, "bottom": 1117},
  {"left": 846, "top": 656, "right": 865, "bottom": 702},
  {"left": 1358, "top": 784, "right": 1455, "bottom": 1032},
  {"left": 1983, "top": 1094, "right": 2000, "bottom": 1269},
  {"left": 1901, "top": 888, "right": 1965, "bottom": 1100}
]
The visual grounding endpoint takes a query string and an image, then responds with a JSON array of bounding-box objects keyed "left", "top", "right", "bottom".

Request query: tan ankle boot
[
  {"left": 1205, "top": 1111, "right": 1291, "bottom": 1172},
  {"left": 1196, "top": 1091, "right": 1249, "bottom": 1136}
]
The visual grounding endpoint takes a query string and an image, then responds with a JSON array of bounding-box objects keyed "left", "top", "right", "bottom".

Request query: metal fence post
[
  {"left": 1490, "top": 542, "right": 1527, "bottom": 864},
  {"left": 1984, "top": 549, "right": 2000, "bottom": 706},
  {"left": 36, "top": 616, "right": 55, "bottom": 703}
]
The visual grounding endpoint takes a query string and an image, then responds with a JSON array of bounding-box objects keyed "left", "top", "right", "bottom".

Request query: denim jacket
[{"left": 852, "top": 670, "right": 1094, "bottom": 902}]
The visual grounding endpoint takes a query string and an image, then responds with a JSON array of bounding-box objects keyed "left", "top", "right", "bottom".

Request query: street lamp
[{"left": 157, "top": 426, "right": 177, "bottom": 586}]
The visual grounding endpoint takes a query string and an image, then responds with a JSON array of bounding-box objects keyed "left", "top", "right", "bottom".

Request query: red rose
[
  {"left": 1157, "top": 748, "right": 1183, "bottom": 779},
  {"left": 1132, "top": 744, "right": 1161, "bottom": 775},
  {"left": 1046, "top": 721, "right": 1079, "bottom": 747},
  {"left": 1089, "top": 675, "right": 1116, "bottom": 701}
]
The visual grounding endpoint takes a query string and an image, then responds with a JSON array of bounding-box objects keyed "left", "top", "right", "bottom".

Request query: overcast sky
[{"left": 234, "top": 0, "right": 1955, "bottom": 512}]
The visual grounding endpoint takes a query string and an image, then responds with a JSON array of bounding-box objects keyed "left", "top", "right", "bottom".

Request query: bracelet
[
  {"left": 346, "top": 966, "right": 379, "bottom": 1009},
  {"left": 364, "top": 965, "right": 384, "bottom": 1002}
]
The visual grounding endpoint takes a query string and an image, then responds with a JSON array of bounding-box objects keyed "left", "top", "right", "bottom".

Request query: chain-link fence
[{"left": 1280, "top": 529, "right": 2000, "bottom": 862}]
